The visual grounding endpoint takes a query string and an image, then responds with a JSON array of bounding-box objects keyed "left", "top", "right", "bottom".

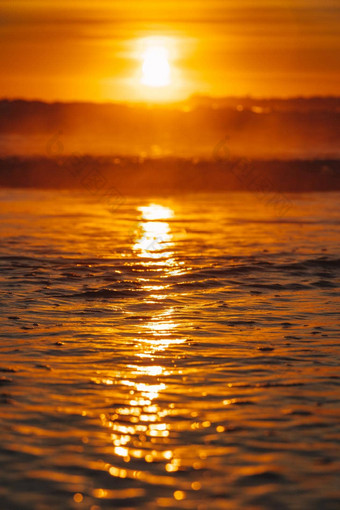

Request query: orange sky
[{"left": 1, "top": 0, "right": 339, "bottom": 102}]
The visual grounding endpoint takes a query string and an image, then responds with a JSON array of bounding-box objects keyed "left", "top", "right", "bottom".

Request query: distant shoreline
[
  {"left": 1, "top": 156, "right": 339, "bottom": 193},
  {"left": 1, "top": 98, "right": 339, "bottom": 160}
]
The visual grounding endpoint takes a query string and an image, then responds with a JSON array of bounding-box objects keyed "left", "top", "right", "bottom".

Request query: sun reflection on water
[
  {"left": 101, "top": 203, "right": 188, "bottom": 485},
  {"left": 138, "top": 204, "right": 174, "bottom": 221},
  {"left": 133, "top": 204, "right": 174, "bottom": 259},
  {"left": 132, "top": 204, "right": 187, "bottom": 353}
]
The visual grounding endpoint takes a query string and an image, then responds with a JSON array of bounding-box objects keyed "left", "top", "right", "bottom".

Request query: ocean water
[{"left": 0, "top": 188, "right": 339, "bottom": 510}]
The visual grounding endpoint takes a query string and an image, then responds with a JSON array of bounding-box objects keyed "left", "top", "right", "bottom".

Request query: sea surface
[{"left": 0, "top": 189, "right": 339, "bottom": 510}]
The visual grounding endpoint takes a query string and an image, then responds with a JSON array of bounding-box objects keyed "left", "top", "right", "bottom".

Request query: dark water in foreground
[{"left": 0, "top": 189, "right": 339, "bottom": 510}]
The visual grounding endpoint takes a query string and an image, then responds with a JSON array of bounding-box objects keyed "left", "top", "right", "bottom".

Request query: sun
[
  {"left": 129, "top": 35, "right": 189, "bottom": 101},
  {"left": 141, "top": 45, "right": 171, "bottom": 87}
]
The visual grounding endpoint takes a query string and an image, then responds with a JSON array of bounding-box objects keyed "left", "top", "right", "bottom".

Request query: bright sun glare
[{"left": 141, "top": 45, "right": 171, "bottom": 87}]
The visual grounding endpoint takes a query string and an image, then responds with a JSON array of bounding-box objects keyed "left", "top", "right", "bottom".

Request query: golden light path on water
[
  {"left": 99, "top": 204, "right": 191, "bottom": 501},
  {"left": 133, "top": 204, "right": 174, "bottom": 259}
]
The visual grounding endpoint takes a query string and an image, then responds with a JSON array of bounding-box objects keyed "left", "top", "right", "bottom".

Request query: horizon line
[{"left": 1, "top": 94, "right": 340, "bottom": 107}]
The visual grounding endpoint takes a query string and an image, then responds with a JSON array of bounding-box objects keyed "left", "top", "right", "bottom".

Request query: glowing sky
[{"left": 0, "top": 0, "right": 339, "bottom": 101}]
